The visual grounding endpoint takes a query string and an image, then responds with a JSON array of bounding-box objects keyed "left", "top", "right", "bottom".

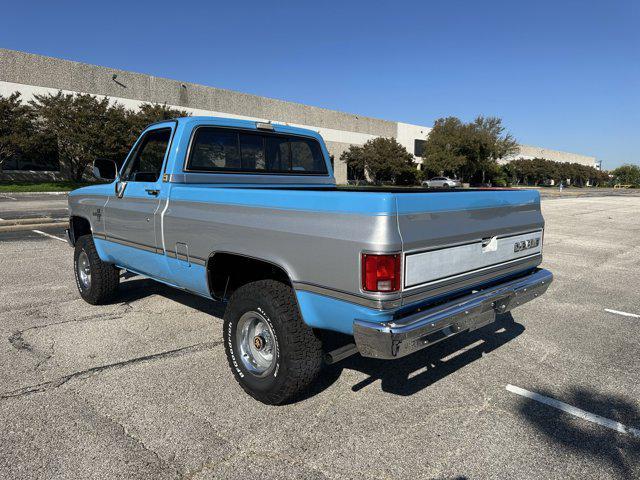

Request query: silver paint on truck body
[{"left": 161, "top": 195, "right": 402, "bottom": 297}]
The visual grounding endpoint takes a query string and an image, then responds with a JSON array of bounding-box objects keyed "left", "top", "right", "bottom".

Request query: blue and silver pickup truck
[{"left": 67, "top": 116, "right": 552, "bottom": 404}]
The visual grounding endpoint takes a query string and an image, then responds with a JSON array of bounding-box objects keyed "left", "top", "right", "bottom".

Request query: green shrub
[
  {"left": 0, "top": 91, "right": 190, "bottom": 181},
  {"left": 396, "top": 166, "right": 420, "bottom": 186},
  {"left": 503, "top": 158, "right": 609, "bottom": 187},
  {"left": 493, "top": 178, "right": 507, "bottom": 187},
  {"left": 341, "top": 137, "right": 417, "bottom": 185},
  {"left": 611, "top": 164, "right": 640, "bottom": 187}
]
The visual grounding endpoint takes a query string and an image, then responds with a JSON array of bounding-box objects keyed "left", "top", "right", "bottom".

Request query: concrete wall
[
  {"left": 0, "top": 170, "right": 65, "bottom": 182},
  {"left": 395, "top": 122, "right": 431, "bottom": 163},
  {"left": 0, "top": 49, "right": 397, "bottom": 137},
  {"left": 1, "top": 48, "right": 405, "bottom": 183},
  {"left": 0, "top": 48, "right": 597, "bottom": 183}
]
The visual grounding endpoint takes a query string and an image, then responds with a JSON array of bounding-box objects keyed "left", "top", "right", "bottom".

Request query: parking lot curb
[
  {"left": 0, "top": 217, "right": 65, "bottom": 226},
  {"left": 0, "top": 191, "right": 70, "bottom": 196},
  {"left": 0, "top": 221, "right": 67, "bottom": 232}
]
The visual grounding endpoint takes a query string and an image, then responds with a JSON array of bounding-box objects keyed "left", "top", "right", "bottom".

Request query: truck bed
[{"left": 163, "top": 184, "right": 542, "bottom": 308}]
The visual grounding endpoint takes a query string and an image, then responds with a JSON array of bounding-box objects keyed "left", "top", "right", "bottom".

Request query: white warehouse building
[{"left": 0, "top": 48, "right": 597, "bottom": 183}]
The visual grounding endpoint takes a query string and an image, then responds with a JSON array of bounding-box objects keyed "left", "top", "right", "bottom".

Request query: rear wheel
[
  {"left": 443, "top": 183, "right": 450, "bottom": 188},
  {"left": 223, "top": 279, "right": 323, "bottom": 404},
  {"left": 74, "top": 234, "right": 120, "bottom": 305}
]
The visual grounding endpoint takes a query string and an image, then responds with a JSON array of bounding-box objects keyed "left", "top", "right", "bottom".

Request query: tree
[
  {"left": 505, "top": 158, "right": 609, "bottom": 186},
  {"left": 505, "top": 158, "right": 556, "bottom": 185},
  {"left": 119, "top": 103, "right": 190, "bottom": 169},
  {"left": 28, "top": 92, "right": 191, "bottom": 180},
  {"left": 460, "top": 116, "right": 518, "bottom": 184},
  {"left": 420, "top": 117, "right": 467, "bottom": 178},
  {"left": 340, "top": 137, "right": 416, "bottom": 185},
  {"left": 0, "top": 92, "right": 35, "bottom": 173},
  {"left": 29, "top": 92, "right": 117, "bottom": 181},
  {"left": 422, "top": 115, "right": 518, "bottom": 184},
  {"left": 101, "top": 102, "right": 135, "bottom": 169},
  {"left": 611, "top": 164, "right": 640, "bottom": 186},
  {"left": 127, "top": 103, "right": 190, "bottom": 139}
]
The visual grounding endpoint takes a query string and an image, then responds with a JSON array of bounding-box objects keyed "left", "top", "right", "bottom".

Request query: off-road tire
[
  {"left": 74, "top": 234, "right": 120, "bottom": 305},
  {"left": 223, "top": 279, "right": 323, "bottom": 405}
]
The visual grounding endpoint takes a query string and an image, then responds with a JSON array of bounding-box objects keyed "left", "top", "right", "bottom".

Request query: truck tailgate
[{"left": 395, "top": 190, "right": 544, "bottom": 301}]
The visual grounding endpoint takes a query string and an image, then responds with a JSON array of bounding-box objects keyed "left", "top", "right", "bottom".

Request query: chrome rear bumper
[{"left": 353, "top": 268, "right": 553, "bottom": 359}]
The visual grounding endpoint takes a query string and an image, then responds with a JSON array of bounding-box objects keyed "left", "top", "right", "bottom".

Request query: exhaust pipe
[{"left": 324, "top": 343, "right": 359, "bottom": 365}]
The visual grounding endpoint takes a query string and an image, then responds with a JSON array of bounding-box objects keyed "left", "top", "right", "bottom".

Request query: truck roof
[{"left": 162, "top": 116, "right": 325, "bottom": 142}]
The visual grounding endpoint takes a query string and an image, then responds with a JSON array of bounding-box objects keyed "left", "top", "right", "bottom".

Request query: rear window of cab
[{"left": 186, "top": 127, "right": 328, "bottom": 175}]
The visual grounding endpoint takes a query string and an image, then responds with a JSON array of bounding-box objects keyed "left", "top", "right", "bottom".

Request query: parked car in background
[{"left": 422, "top": 176, "right": 462, "bottom": 188}]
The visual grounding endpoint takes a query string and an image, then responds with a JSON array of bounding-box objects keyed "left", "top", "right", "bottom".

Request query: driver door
[{"left": 103, "top": 124, "right": 173, "bottom": 277}]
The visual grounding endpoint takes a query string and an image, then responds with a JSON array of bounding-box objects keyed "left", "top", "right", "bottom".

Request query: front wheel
[
  {"left": 74, "top": 234, "right": 120, "bottom": 305},
  {"left": 223, "top": 279, "right": 323, "bottom": 404}
]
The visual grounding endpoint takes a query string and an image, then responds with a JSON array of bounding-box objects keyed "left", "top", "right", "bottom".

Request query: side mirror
[{"left": 93, "top": 158, "right": 118, "bottom": 181}]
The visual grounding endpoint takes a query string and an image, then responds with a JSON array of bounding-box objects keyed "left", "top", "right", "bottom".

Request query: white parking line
[
  {"left": 506, "top": 384, "right": 640, "bottom": 438},
  {"left": 0, "top": 194, "right": 17, "bottom": 200},
  {"left": 32, "top": 230, "right": 67, "bottom": 243},
  {"left": 604, "top": 308, "right": 640, "bottom": 318}
]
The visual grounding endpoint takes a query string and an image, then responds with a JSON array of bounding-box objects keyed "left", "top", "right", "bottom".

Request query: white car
[{"left": 422, "top": 176, "right": 462, "bottom": 188}]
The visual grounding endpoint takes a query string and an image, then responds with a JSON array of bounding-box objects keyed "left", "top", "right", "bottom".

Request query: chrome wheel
[
  {"left": 77, "top": 250, "right": 92, "bottom": 290},
  {"left": 236, "top": 311, "right": 277, "bottom": 377}
]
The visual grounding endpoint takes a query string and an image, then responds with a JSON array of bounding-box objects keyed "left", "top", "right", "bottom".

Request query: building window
[{"left": 414, "top": 139, "right": 426, "bottom": 157}]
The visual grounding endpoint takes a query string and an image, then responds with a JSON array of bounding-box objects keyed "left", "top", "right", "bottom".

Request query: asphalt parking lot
[{"left": 1, "top": 192, "right": 639, "bottom": 479}]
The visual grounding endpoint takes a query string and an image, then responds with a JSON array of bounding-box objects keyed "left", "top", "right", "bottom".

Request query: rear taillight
[{"left": 361, "top": 253, "right": 401, "bottom": 292}]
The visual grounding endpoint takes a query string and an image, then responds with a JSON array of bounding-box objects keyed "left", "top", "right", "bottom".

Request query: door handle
[{"left": 145, "top": 189, "right": 160, "bottom": 196}]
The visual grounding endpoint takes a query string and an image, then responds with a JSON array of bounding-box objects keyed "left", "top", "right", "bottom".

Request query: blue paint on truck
[{"left": 67, "top": 116, "right": 552, "bottom": 403}]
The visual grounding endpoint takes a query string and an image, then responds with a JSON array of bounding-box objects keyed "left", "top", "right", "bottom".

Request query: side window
[
  {"left": 123, "top": 128, "right": 171, "bottom": 182},
  {"left": 189, "top": 129, "right": 240, "bottom": 170}
]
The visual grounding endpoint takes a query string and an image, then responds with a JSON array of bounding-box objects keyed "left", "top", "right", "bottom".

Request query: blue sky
[{"left": 2, "top": 0, "right": 638, "bottom": 168}]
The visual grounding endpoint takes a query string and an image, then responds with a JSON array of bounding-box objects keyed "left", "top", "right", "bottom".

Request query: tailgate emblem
[
  {"left": 514, "top": 238, "right": 540, "bottom": 252},
  {"left": 481, "top": 236, "right": 498, "bottom": 253}
]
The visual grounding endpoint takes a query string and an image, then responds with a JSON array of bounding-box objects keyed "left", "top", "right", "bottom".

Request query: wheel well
[
  {"left": 207, "top": 253, "right": 291, "bottom": 300},
  {"left": 70, "top": 216, "right": 91, "bottom": 245}
]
